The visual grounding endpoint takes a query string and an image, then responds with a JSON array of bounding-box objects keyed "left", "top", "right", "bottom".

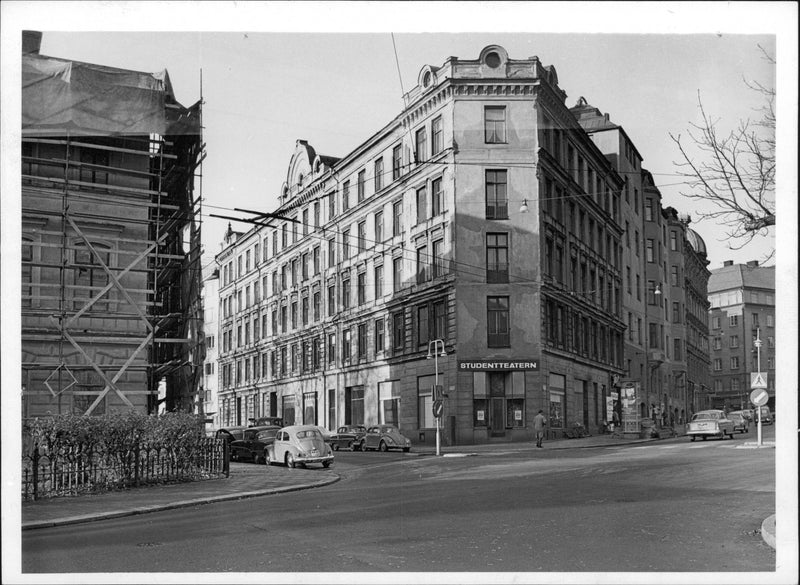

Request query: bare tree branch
[{"left": 671, "top": 47, "right": 775, "bottom": 251}]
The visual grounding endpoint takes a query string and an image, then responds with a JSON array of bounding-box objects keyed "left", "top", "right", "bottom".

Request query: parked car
[
  {"left": 740, "top": 409, "right": 754, "bottom": 422},
  {"left": 266, "top": 425, "right": 334, "bottom": 468},
  {"left": 230, "top": 425, "right": 282, "bottom": 463},
  {"left": 329, "top": 425, "right": 367, "bottom": 451},
  {"left": 728, "top": 411, "right": 749, "bottom": 434},
  {"left": 358, "top": 425, "right": 412, "bottom": 452},
  {"left": 686, "top": 410, "right": 735, "bottom": 441},
  {"left": 756, "top": 406, "right": 773, "bottom": 425},
  {"left": 250, "top": 416, "right": 284, "bottom": 427},
  {"left": 215, "top": 426, "right": 247, "bottom": 450}
]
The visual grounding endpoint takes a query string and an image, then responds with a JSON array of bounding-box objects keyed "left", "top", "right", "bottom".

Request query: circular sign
[{"left": 750, "top": 388, "right": 769, "bottom": 407}]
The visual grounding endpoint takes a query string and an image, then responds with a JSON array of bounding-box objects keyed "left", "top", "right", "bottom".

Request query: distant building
[
  {"left": 200, "top": 269, "right": 220, "bottom": 431},
  {"left": 214, "top": 45, "right": 703, "bottom": 445},
  {"left": 21, "top": 32, "right": 204, "bottom": 419},
  {"left": 708, "top": 260, "right": 775, "bottom": 411}
]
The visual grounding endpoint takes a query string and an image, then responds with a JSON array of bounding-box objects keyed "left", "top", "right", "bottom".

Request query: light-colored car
[
  {"left": 266, "top": 425, "right": 334, "bottom": 468},
  {"left": 359, "top": 425, "right": 412, "bottom": 452},
  {"left": 728, "top": 411, "right": 749, "bottom": 434},
  {"left": 686, "top": 410, "right": 735, "bottom": 441}
]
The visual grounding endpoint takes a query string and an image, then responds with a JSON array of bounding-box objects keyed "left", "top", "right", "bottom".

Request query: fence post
[
  {"left": 134, "top": 443, "right": 140, "bottom": 487},
  {"left": 223, "top": 439, "right": 229, "bottom": 478},
  {"left": 32, "top": 445, "right": 39, "bottom": 501}
]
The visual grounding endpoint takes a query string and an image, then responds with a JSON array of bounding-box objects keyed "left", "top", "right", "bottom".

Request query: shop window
[
  {"left": 417, "top": 375, "right": 436, "bottom": 429},
  {"left": 345, "top": 386, "right": 364, "bottom": 425}
]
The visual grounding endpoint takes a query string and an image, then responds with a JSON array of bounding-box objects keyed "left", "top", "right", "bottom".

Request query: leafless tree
[{"left": 670, "top": 45, "right": 775, "bottom": 252}]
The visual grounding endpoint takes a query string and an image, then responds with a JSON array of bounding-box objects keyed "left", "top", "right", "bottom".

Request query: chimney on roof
[
  {"left": 723, "top": 260, "right": 734, "bottom": 267},
  {"left": 22, "top": 31, "right": 42, "bottom": 54},
  {"left": 746, "top": 260, "right": 759, "bottom": 267}
]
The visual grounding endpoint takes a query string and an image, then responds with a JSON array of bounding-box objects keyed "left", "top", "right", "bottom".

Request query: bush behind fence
[{"left": 22, "top": 438, "right": 228, "bottom": 500}]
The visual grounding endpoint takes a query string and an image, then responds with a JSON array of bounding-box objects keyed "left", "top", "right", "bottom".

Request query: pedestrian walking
[{"left": 533, "top": 410, "right": 547, "bottom": 448}]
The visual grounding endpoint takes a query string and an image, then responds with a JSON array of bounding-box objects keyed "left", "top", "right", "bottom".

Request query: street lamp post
[
  {"left": 426, "top": 339, "right": 447, "bottom": 456},
  {"left": 754, "top": 328, "right": 763, "bottom": 446}
]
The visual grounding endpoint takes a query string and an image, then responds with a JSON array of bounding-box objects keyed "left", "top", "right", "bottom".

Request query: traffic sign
[
  {"left": 750, "top": 372, "right": 768, "bottom": 390},
  {"left": 433, "top": 399, "right": 443, "bottom": 418},
  {"left": 750, "top": 388, "right": 769, "bottom": 407}
]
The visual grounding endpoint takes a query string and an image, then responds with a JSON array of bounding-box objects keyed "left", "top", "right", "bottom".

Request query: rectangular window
[
  {"left": 416, "top": 245, "right": 429, "bottom": 284},
  {"left": 328, "top": 191, "right": 337, "bottom": 220},
  {"left": 484, "top": 106, "right": 507, "bottom": 143},
  {"left": 416, "top": 185, "right": 428, "bottom": 224},
  {"left": 645, "top": 198, "right": 654, "bottom": 221},
  {"left": 646, "top": 239, "right": 655, "bottom": 263},
  {"left": 392, "top": 145, "right": 402, "bottom": 180},
  {"left": 433, "top": 299, "right": 446, "bottom": 340},
  {"left": 374, "top": 318, "right": 385, "bottom": 355},
  {"left": 729, "top": 315, "right": 738, "bottom": 327},
  {"left": 415, "top": 126, "right": 427, "bottom": 163},
  {"left": 357, "top": 169, "right": 366, "bottom": 202},
  {"left": 302, "top": 296, "right": 309, "bottom": 326},
  {"left": 327, "top": 332, "right": 336, "bottom": 364},
  {"left": 342, "top": 229, "right": 350, "bottom": 260},
  {"left": 418, "top": 305, "right": 429, "bottom": 346},
  {"left": 432, "top": 116, "right": 443, "bottom": 155},
  {"left": 670, "top": 265, "right": 679, "bottom": 286},
  {"left": 341, "top": 276, "right": 351, "bottom": 310},
  {"left": 342, "top": 180, "right": 350, "bottom": 212},
  {"left": 392, "top": 311, "right": 405, "bottom": 352},
  {"left": 432, "top": 239, "right": 445, "bottom": 279},
  {"left": 374, "top": 264, "right": 384, "bottom": 298},
  {"left": 669, "top": 230, "right": 678, "bottom": 251},
  {"left": 342, "top": 329, "right": 352, "bottom": 363},
  {"left": 374, "top": 158, "right": 384, "bottom": 192},
  {"left": 313, "top": 246, "right": 320, "bottom": 275},
  {"left": 431, "top": 177, "right": 443, "bottom": 216},
  {"left": 672, "top": 301, "right": 681, "bottom": 324},
  {"left": 487, "top": 296, "right": 510, "bottom": 347},
  {"left": 302, "top": 208, "right": 309, "bottom": 236},
  {"left": 730, "top": 356, "right": 739, "bottom": 369},
  {"left": 393, "top": 200, "right": 403, "bottom": 236},
  {"left": 418, "top": 375, "right": 436, "bottom": 429},
  {"left": 327, "top": 284, "right": 336, "bottom": 316},
  {"left": 313, "top": 201, "right": 320, "bottom": 230},
  {"left": 729, "top": 335, "right": 739, "bottom": 348},
  {"left": 302, "top": 253, "right": 309, "bottom": 281},
  {"left": 486, "top": 233, "right": 509, "bottom": 283},
  {"left": 393, "top": 257, "right": 403, "bottom": 292},
  {"left": 375, "top": 210, "right": 384, "bottom": 243},
  {"left": 357, "top": 221, "right": 366, "bottom": 253},
  {"left": 328, "top": 237, "right": 336, "bottom": 268},
  {"left": 313, "top": 291, "right": 320, "bottom": 321},
  {"left": 485, "top": 170, "right": 508, "bottom": 219},
  {"left": 357, "top": 272, "right": 366, "bottom": 305},
  {"left": 357, "top": 323, "right": 367, "bottom": 359},
  {"left": 674, "top": 338, "right": 682, "bottom": 361}
]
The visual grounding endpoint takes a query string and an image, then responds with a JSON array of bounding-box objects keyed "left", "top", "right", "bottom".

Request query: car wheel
[
  {"left": 231, "top": 451, "right": 238, "bottom": 462},
  {"left": 360, "top": 441, "right": 368, "bottom": 452},
  {"left": 286, "top": 453, "right": 296, "bottom": 468},
  {"left": 403, "top": 447, "right": 410, "bottom": 453},
  {"left": 690, "top": 436, "right": 696, "bottom": 442},
  {"left": 323, "top": 460, "right": 332, "bottom": 468},
  {"left": 332, "top": 443, "right": 339, "bottom": 451},
  {"left": 379, "top": 441, "right": 388, "bottom": 452}
]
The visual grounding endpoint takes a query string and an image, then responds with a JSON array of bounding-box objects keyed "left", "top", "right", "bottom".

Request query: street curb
[
  {"left": 761, "top": 514, "right": 776, "bottom": 549},
  {"left": 21, "top": 474, "right": 340, "bottom": 531}
]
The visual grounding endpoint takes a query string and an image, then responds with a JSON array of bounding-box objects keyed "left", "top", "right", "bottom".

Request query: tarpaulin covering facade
[{"left": 22, "top": 52, "right": 198, "bottom": 136}]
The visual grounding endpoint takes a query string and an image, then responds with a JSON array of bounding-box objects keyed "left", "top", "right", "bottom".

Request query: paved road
[{"left": 22, "top": 429, "right": 775, "bottom": 574}]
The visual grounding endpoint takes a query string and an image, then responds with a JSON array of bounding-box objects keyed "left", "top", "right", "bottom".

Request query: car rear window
[{"left": 296, "top": 430, "right": 321, "bottom": 439}]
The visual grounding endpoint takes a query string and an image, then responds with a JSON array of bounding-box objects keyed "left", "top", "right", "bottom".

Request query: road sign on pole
[
  {"left": 750, "top": 372, "right": 768, "bottom": 390},
  {"left": 433, "top": 399, "right": 443, "bottom": 418},
  {"left": 750, "top": 388, "right": 769, "bottom": 407}
]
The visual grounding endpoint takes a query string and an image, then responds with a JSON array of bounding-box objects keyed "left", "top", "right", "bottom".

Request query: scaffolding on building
[{"left": 21, "top": 48, "right": 205, "bottom": 416}]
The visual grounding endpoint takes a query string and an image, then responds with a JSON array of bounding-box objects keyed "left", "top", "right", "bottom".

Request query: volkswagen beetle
[
  {"left": 358, "top": 425, "right": 412, "bottom": 452},
  {"left": 329, "top": 425, "right": 367, "bottom": 451},
  {"left": 266, "top": 425, "right": 334, "bottom": 468}
]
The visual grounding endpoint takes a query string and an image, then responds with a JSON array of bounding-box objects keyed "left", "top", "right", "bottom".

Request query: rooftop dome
[{"left": 686, "top": 228, "right": 707, "bottom": 256}]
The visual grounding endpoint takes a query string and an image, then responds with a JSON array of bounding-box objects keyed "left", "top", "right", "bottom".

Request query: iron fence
[{"left": 22, "top": 438, "right": 229, "bottom": 501}]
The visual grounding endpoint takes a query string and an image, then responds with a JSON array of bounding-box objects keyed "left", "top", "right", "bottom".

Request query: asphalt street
[{"left": 21, "top": 428, "right": 775, "bottom": 574}]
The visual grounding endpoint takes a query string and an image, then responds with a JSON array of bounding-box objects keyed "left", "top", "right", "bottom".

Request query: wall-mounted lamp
[
  {"left": 519, "top": 199, "right": 529, "bottom": 213},
  {"left": 654, "top": 284, "right": 662, "bottom": 296}
]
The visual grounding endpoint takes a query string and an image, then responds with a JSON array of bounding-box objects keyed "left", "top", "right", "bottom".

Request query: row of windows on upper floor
[
  {"left": 712, "top": 375, "right": 775, "bottom": 395},
  {"left": 709, "top": 290, "right": 775, "bottom": 309},
  {"left": 710, "top": 312, "right": 774, "bottom": 330},
  {"left": 219, "top": 297, "right": 449, "bottom": 387},
  {"left": 219, "top": 233, "right": 449, "bottom": 321},
  {"left": 711, "top": 332, "right": 775, "bottom": 350},
  {"left": 713, "top": 355, "right": 775, "bottom": 372}
]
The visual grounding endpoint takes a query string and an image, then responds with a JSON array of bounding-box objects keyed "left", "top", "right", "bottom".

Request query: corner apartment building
[
  {"left": 215, "top": 45, "right": 680, "bottom": 446},
  {"left": 200, "top": 268, "right": 220, "bottom": 431},
  {"left": 573, "top": 99, "right": 710, "bottom": 428},
  {"left": 708, "top": 260, "right": 775, "bottom": 411},
  {"left": 21, "top": 32, "right": 204, "bottom": 418}
]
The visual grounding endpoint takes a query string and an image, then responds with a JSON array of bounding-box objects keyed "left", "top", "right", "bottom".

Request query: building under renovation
[{"left": 21, "top": 32, "right": 204, "bottom": 418}]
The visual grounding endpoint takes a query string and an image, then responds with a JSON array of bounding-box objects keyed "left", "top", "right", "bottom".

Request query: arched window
[{"left": 73, "top": 241, "right": 111, "bottom": 312}]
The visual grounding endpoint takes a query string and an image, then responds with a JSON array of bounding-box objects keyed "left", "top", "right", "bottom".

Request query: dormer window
[{"left": 423, "top": 71, "right": 432, "bottom": 87}]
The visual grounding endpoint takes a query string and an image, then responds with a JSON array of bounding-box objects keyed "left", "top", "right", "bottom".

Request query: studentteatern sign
[{"left": 458, "top": 360, "right": 539, "bottom": 371}]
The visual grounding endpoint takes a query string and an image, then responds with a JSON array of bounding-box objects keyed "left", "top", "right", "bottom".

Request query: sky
[
  {"left": 2, "top": 2, "right": 795, "bottom": 277},
  {"left": 1, "top": 4, "right": 798, "bottom": 583}
]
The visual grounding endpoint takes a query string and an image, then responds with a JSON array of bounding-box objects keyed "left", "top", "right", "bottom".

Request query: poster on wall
[{"left": 620, "top": 382, "right": 640, "bottom": 434}]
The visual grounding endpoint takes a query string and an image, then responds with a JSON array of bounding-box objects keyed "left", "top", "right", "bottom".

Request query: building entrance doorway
[{"left": 491, "top": 397, "right": 505, "bottom": 437}]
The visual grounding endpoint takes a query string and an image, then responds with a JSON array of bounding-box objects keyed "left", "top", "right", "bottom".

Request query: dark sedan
[
  {"left": 329, "top": 425, "right": 367, "bottom": 451},
  {"left": 230, "top": 425, "right": 281, "bottom": 463}
]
